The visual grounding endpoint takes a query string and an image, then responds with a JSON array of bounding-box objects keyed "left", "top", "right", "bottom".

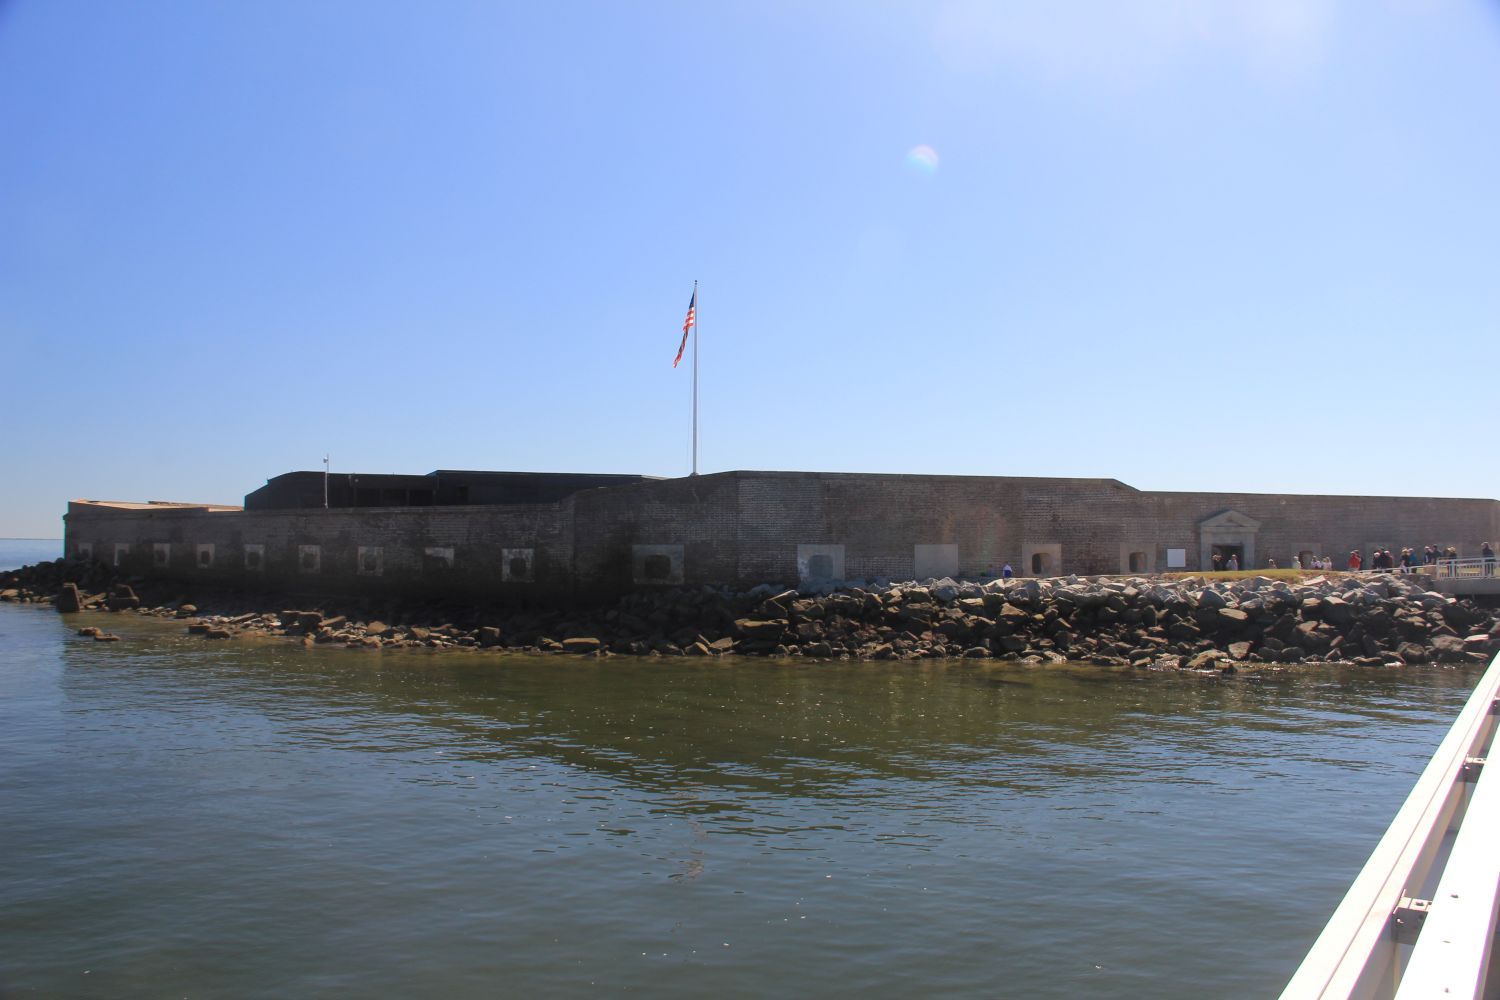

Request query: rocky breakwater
[
  {"left": 716, "top": 574, "right": 1498, "bottom": 669},
  {"left": 2, "top": 557, "right": 125, "bottom": 610},
  {"left": 170, "top": 573, "right": 1498, "bottom": 667},
  {"left": 5, "top": 556, "right": 1497, "bottom": 668}
]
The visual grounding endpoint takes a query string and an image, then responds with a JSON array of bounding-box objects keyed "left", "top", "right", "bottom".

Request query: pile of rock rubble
[{"left": 5, "top": 556, "right": 1497, "bottom": 668}]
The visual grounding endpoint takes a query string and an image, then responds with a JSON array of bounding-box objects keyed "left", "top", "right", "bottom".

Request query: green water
[{"left": 0, "top": 603, "right": 1480, "bottom": 998}]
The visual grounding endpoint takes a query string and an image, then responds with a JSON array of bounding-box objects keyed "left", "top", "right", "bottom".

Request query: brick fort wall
[{"left": 62, "top": 472, "right": 1500, "bottom": 604}]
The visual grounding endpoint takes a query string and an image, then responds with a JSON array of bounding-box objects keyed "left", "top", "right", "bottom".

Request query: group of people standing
[
  {"left": 1256, "top": 544, "right": 1497, "bottom": 574},
  {"left": 1276, "top": 554, "right": 1338, "bottom": 570},
  {"left": 1344, "top": 544, "right": 1495, "bottom": 574},
  {"left": 1210, "top": 552, "right": 1240, "bottom": 572}
]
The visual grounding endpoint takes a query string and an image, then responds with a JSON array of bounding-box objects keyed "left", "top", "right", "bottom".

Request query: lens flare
[{"left": 905, "top": 144, "right": 940, "bottom": 174}]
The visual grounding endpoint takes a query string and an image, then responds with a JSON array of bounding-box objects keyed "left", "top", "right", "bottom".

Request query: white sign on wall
[{"left": 1166, "top": 548, "right": 1187, "bottom": 569}]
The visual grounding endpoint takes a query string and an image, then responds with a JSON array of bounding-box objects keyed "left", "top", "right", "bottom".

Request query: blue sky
[{"left": 3, "top": 1, "right": 1498, "bottom": 538}]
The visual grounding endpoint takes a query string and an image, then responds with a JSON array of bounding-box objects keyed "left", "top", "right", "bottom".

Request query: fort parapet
[{"left": 62, "top": 469, "right": 1500, "bottom": 604}]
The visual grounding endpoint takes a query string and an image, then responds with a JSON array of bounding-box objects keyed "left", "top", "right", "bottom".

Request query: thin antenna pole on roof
[
  {"left": 323, "top": 455, "right": 330, "bottom": 509},
  {"left": 691, "top": 280, "right": 699, "bottom": 477}
]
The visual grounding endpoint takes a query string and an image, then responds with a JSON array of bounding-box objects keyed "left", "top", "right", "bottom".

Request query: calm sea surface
[
  {"left": 0, "top": 538, "right": 62, "bottom": 572},
  {"left": 0, "top": 540, "right": 1483, "bottom": 998}
]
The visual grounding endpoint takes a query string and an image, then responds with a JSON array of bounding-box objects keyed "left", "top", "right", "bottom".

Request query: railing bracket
[
  {"left": 1391, "top": 896, "right": 1431, "bottom": 945},
  {"left": 1459, "top": 756, "right": 1485, "bottom": 781}
]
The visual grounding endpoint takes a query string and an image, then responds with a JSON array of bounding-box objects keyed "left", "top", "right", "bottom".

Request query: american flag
[{"left": 672, "top": 286, "right": 696, "bottom": 368}]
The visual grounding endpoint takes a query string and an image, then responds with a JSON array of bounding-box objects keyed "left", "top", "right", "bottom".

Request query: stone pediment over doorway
[
  {"left": 1198, "top": 509, "right": 1262, "bottom": 531},
  {"left": 1198, "top": 509, "right": 1261, "bottom": 571}
]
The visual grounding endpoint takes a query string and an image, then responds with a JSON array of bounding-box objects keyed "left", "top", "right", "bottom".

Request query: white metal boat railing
[
  {"left": 1395, "top": 740, "right": 1500, "bottom": 999},
  {"left": 1280, "top": 651, "right": 1500, "bottom": 999}
]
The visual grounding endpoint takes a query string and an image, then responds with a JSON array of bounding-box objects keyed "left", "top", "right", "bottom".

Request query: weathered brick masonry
[
  {"left": 67, "top": 502, "right": 572, "bottom": 601},
  {"left": 63, "top": 471, "right": 1500, "bottom": 604}
]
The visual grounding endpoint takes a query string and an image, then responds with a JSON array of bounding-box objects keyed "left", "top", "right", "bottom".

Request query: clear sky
[{"left": 3, "top": 1, "right": 1498, "bottom": 538}]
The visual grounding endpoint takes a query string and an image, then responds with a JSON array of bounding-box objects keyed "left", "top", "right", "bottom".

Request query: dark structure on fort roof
[{"left": 244, "top": 470, "right": 655, "bottom": 511}]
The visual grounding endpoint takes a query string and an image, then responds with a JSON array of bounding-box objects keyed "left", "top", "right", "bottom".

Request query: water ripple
[{"left": 0, "top": 605, "right": 1482, "bottom": 999}]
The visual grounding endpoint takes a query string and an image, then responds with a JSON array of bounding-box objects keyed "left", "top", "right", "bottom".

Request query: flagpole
[{"left": 691, "top": 279, "right": 699, "bottom": 477}]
